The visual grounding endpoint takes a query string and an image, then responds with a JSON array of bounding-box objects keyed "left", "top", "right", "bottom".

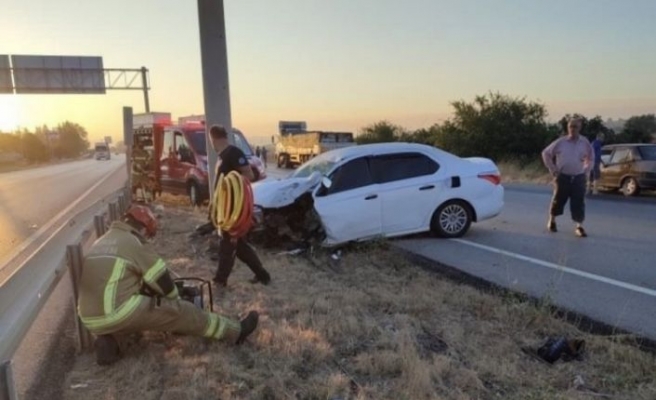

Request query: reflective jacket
[{"left": 78, "top": 221, "right": 179, "bottom": 333}]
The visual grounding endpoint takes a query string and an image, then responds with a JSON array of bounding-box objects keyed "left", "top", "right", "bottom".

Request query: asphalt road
[
  {"left": 265, "top": 164, "right": 656, "bottom": 340},
  {"left": 397, "top": 185, "right": 656, "bottom": 341},
  {"left": 1, "top": 156, "right": 127, "bottom": 399},
  {"left": 0, "top": 155, "right": 127, "bottom": 269}
]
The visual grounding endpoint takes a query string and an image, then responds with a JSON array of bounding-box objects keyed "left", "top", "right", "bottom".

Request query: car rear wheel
[
  {"left": 621, "top": 177, "right": 640, "bottom": 197},
  {"left": 430, "top": 200, "right": 472, "bottom": 238},
  {"left": 189, "top": 181, "right": 202, "bottom": 206}
]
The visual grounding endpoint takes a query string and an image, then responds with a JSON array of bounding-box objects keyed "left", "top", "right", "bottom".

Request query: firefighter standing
[
  {"left": 207, "top": 125, "right": 271, "bottom": 287},
  {"left": 77, "top": 204, "right": 259, "bottom": 365}
]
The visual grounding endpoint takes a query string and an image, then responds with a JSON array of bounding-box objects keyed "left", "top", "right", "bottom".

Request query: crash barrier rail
[{"left": 0, "top": 184, "right": 132, "bottom": 400}]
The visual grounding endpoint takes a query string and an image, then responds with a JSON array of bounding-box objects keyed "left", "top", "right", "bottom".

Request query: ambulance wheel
[{"left": 189, "top": 181, "right": 202, "bottom": 206}]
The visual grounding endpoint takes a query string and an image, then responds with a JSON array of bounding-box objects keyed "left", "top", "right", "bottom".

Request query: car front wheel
[{"left": 430, "top": 200, "right": 473, "bottom": 238}]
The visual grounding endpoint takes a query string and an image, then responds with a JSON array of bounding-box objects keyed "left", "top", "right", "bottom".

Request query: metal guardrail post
[
  {"left": 125, "top": 185, "right": 132, "bottom": 207},
  {"left": 66, "top": 244, "right": 93, "bottom": 352},
  {"left": 122, "top": 183, "right": 129, "bottom": 206},
  {"left": 94, "top": 215, "right": 106, "bottom": 238},
  {"left": 118, "top": 194, "right": 126, "bottom": 214},
  {"left": 109, "top": 202, "right": 119, "bottom": 222},
  {"left": 0, "top": 360, "right": 17, "bottom": 400}
]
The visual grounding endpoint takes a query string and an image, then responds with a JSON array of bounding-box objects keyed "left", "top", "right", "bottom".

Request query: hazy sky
[{"left": 1, "top": 0, "right": 655, "bottom": 144}]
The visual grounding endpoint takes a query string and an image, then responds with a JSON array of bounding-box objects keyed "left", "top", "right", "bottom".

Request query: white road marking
[{"left": 453, "top": 238, "right": 656, "bottom": 298}]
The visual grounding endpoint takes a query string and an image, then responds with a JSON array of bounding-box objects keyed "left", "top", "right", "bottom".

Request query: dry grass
[
  {"left": 62, "top": 194, "right": 656, "bottom": 399},
  {"left": 498, "top": 160, "right": 552, "bottom": 184}
]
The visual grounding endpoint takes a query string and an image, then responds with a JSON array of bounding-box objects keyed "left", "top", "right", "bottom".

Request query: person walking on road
[
  {"left": 588, "top": 133, "right": 604, "bottom": 195},
  {"left": 208, "top": 125, "right": 271, "bottom": 287},
  {"left": 541, "top": 117, "right": 595, "bottom": 237},
  {"left": 261, "top": 146, "right": 268, "bottom": 169},
  {"left": 78, "top": 204, "right": 259, "bottom": 366}
]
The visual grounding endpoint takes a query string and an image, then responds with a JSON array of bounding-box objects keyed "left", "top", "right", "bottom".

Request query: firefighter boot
[
  {"left": 236, "top": 311, "right": 259, "bottom": 345},
  {"left": 94, "top": 335, "right": 121, "bottom": 366}
]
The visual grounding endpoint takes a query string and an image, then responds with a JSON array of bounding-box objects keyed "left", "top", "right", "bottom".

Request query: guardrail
[{"left": 0, "top": 184, "right": 133, "bottom": 400}]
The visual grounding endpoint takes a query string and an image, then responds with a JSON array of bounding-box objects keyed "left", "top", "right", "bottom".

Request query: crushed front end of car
[{"left": 249, "top": 172, "right": 326, "bottom": 248}]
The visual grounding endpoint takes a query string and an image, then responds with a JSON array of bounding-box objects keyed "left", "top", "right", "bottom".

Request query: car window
[
  {"left": 162, "top": 130, "right": 175, "bottom": 160},
  {"left": 609, "top": 148, "right": 631, "bottom": 164},
  {"left": 326, "top": 157, "right": 374, "bottom": 195},
  {"left": 175, "top": 132, "right": 194, "bottom": 163},
  {"left": 638, "top": 146, "right": 656, "bottom": 161},
  {"left": 600, "top": 148, "right": 613, "bottom": 164},
  {"left": 370, "top": 152, "right": 439, "bottom": 184}
]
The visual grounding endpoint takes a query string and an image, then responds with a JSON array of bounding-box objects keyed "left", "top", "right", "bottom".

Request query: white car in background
[{"left": 251, "top": 142, "right": 504, "bottom": 247}]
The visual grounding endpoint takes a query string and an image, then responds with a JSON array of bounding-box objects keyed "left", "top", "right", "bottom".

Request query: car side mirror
[{"left": 322, "top": 177, "right": 332, "bottom": 189}]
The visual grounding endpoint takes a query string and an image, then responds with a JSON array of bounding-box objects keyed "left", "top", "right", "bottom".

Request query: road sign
[
  {"left": 0, "top": 55, "right": 11, "bottom": 94},
  {"left": 11, "top": 55, "right": 106, "bottom": 94}
]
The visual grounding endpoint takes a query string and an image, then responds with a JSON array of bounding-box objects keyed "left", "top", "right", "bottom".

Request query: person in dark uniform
[{"left": 208, "top": 125, "right": 271, "bottom": 287}]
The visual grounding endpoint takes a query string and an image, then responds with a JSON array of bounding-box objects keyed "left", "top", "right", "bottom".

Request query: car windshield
[
  {"left": 233, "top": 131, "right": 254, "bottom": 156},
  {"left": 189, "top": 131, "right": 208, "bottom": 156},
  {"left": 95, "top": 145, "right": 108, "bottom": 151},
  {"left": 188, "top": 130, "right": 254, "bottom": 157},
  {"left": 638, "top": 145, "right": 656, "bottom": 160},
  {"left": 291, "top": 153, "right": 337, "bottom": 178}
]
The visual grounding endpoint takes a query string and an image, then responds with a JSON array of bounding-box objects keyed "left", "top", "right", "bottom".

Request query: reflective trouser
[{"left": 82, "top": 295, "right": 242, "bottom": 344}]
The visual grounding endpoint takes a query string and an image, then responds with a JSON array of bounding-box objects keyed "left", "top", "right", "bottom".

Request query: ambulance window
[{"left": 162, "top": 131, "right": 175, "bottom": 161}]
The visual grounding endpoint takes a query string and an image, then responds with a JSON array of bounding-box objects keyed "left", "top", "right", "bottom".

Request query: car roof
[
  {"left": 325, "top": 142, "right": 458, "bottom": 161},
  {"left": 602, "top": 143, "right": 656, "bottom": 148}
]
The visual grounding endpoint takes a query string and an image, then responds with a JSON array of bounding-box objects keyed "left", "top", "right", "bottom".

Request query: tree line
[
  {"left": 356, "top": 92, "right": 656, "bottom": 165},
  {"left": 0, "top": 121, "right": 91, "bottom": 163}
]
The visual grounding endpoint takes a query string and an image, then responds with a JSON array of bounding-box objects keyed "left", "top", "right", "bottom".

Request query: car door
[
  {"left": 312, "top": 156, "right": 382, "bottom": 245},
  {"left": 159, "top": 129, "right": 176, "bottom": 192},
  {"left": 602, "top": 147, "right": 631, "bottom": 188},
  {"left": 166, "top": 131, "right": 191, "bottom": 194},
  {"left": 369, "top": 152, "right": 441, "bottom": 235},
  {"left": 598, "top": 147, "right": 614, "bottom": 187}
]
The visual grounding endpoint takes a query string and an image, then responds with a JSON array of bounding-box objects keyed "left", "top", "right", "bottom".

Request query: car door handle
[
  {"left": 365, "top": 194, "right": 378, "bottom": 200},
  {"left": 419, "top": 185, "right": 435, "bottom": 191}
]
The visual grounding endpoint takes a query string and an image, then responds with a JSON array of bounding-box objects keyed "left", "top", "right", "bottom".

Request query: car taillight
[{"left": 478, "top": 173, "right": 501, "bottom": 185}]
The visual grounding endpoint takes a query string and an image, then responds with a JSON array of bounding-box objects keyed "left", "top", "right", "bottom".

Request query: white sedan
[{"left": 251, "top": 142, "right": 504, "bottom": 247}]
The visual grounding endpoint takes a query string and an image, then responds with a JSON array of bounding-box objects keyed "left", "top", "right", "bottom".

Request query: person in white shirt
[{"left": 541, "top": 117, "right": 595, "bottom": 237}]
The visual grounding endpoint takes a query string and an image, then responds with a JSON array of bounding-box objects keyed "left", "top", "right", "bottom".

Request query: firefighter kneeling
[{"left": 77, "top": 204, "right": 259, "bottom": 366}]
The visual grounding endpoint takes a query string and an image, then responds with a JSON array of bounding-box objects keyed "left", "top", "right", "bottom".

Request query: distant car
[
  {"left": 94, "top": 143, "right": 111, "bottom": 160},
  {"left": 251, "top": 142, "right": 504, "bottom": 247},
  {"left": 598, "top": 143, "right": 656, "bottom": 196}
]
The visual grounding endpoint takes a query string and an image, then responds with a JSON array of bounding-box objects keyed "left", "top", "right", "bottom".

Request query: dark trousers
[
  {"left": 214, "top": 230, "right": 270, "bottom": 285},
  {"left": 550, "top": 173, "right": 586, "bottom": 223}
]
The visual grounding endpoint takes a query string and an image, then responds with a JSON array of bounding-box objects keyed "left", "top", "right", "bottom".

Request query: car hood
[{"left": 253, "top": 172, "right": 322, "bottom": 208}]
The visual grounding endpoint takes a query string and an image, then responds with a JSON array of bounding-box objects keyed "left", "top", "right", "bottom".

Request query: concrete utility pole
[
  {"left": 197, "top": 0, "right": 235, "bottom": 198},
  {"left": 122, "top": 107, "right": 133, "bottom": 183}
]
